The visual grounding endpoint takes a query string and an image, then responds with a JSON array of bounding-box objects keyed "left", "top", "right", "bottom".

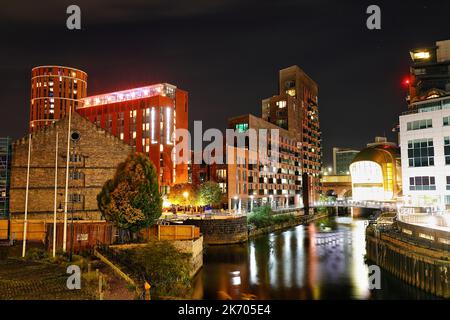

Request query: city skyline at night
[
  {"left": 2, "top": 1, "right": 450, "bottom": 166},
  {"left": 0, "top": 0, "right": 449, "bottom": 307}
]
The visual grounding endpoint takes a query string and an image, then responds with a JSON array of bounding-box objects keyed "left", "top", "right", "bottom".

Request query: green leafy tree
[
  {"left": 97, "top": 153, "right": 162, "bottom": 235},
  {"left": 167, "top": 183, "right": 199, "bottom": 206},
  {"left": 198, "top": 181, "right": 222, "bottom": 207}
]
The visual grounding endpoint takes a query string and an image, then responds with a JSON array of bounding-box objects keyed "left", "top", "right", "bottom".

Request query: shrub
[
  {"left": 272, "top": 214, "right": 296, "bottom": 224},
  {"left": 114, "top": 241, "right": 192, "bottom": 298},
  {"left": 247, "top": 206, "right": 273, "bottom": 228},
  {"left": 24, "top": 248, "right": 49, "bottom": 261},
  {"left": 248, "top": 205, "right": 296, "bottom": 228}
]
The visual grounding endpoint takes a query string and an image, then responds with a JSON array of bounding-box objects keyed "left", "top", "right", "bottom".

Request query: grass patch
[{"left": 101, "top": 241, "right": 192, "bottom": 299}]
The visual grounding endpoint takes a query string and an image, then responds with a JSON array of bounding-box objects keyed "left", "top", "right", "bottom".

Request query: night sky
[{"left": 1, "top": 0, "right": 449, "bottom": 166}]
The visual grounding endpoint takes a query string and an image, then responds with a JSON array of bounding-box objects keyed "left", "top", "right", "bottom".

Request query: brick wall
[{"left": 10, "top": 112, "right": 132, "bottom": 220}]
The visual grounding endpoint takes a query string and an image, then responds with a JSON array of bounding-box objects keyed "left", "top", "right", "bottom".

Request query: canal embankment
[
  {"left": 248, "top": 210, "right": 328, "bottom": 238},
  {"left": 182, "top": 208, "right": 330, "bottom": 245},
  {"left": 366, "top": 221, "right": 450, "bottom": 298}
]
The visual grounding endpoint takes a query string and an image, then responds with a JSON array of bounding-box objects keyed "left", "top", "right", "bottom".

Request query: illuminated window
[
  {"left": 117, "top": 112, "right": 124, "bottom": 140},
  {"left": 409, "top": 176, "right": 436, "bottom": 191},
  {"left": 407, "top": 138, "right": 434, "bottom": 167},
  {"left": 413, "top": 51, "right": 430, "bottom": 60},
  {"left": 406, "top": 119, "right": 432, "bottom": 131},
  {"left": 286, "top": 89, "right": 296, "bottom": 97},
  {"left": 445, "top": 137, "right": 450, "bottom": 165},
  {"left": 142, "top": 108, "right": 151, "bottom": 150},
  {"left": 166, "top": 107, "right": 171, "bottom": 144},
  {"left": 418, "top": 233, "right": 434, "bottom": 241},
  {"left": 276, "top": 100, "right": 287, "bottom": 109},
  {"left": 235, "top": 123, "right": 248, "bottom": 133},
  {"left": 151, "top": 107, "right": 156, "bottom": 143},
  {"left": 129, "top": 110, "right": 137, "bottom": 147},
  {"left": 216, "top": 169, "right": 227, "bottom": 181}
]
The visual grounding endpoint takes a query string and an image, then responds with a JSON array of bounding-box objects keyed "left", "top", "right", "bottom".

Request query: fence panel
[
  {"left": 140, "top": 225, "right": 200, "bottom": 241},
  {"left": 46, "top": 221, "right": 115, "bottom": 253},
  {"left": 0, "top": 220, "right": 8, "bottom": 240},
  {"left": 9, "top": 220, "right": 47, "bottom": 242}
]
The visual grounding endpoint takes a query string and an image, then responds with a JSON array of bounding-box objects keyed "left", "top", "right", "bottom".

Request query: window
[
  {"left": 69, "top": 194, "right": 82, "bottom": 203},
  {"left": 70, "top": 170, "right": 83, "bottom": 180},
  {"left": 235, "top": 123, "right": 248, "bottom": 133},
  {"left": 216, "top": 169, "right": 227, "bottom": 181},
  {"left": 106, "top": 114, "right": 112, "bottom": 133},
  {"left": 447, "top": 176, "right": 450, "bottom": 191},
  {"left": 129, "top": 110, "right": 137, "bottom": 147},
  {"left": 407, "top": 138, "right": 434, "bottom": 167},
  {"left": 69, "top": 153, "right": 82, "bottom": 163},
  {"left": 406, "top": 119, "right": 432, "bottom": 131},
  {"left": 117, "top": 112, "right": 124, "bottom": 140},
  {"left": 444, "top": 116, "right": 450, "bottom": 126},
  {"left": 142, "top": 108, "right": 151, "bottom": 152},
  {"left": 409, "top": 176, "right": 436, "bottom": 191},
  {"left": 276, "top": 100, "right": 287, "bottom": 109},
  {"left": 445, "top": 137, "right": 450, "bottom": 165}
]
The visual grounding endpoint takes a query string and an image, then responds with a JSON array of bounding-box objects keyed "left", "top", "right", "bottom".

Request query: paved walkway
[{"left": 0, "top": 259, "right": 96, "bottom": 300}]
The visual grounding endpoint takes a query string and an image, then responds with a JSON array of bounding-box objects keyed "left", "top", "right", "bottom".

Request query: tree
[
  {"left": 167, "top": 183, "right": 199, "bottom": 207},
  {"left": 198, "top": 181, "right": 222, "bottom": 207},
  {"left": 97, "top": 153, "right": 162, "bottom": 235}
]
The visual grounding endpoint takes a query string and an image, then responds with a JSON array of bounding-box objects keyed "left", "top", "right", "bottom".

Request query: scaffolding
[{"left": 0, "top": 137, "right": 11, "bottom": 217}]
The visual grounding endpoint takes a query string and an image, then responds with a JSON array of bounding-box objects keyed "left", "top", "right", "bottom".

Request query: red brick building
[
  {"left": 30, "top": 66, "right": 88, "bottom": 132},
  {"left": 29, "top": 66, "right": 189, "bottom": 193},
  {"left": 77, "top": 83, "right": 189, "bottom": 193}
]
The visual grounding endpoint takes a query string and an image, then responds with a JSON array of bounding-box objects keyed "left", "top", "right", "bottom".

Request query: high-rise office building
[
  {"left": 77, "top": 83, "right": 189, "bottom": 193},
  {"left": 30, "top": 66, "right": 87, "bottom": 132},
  {"left": 407, "top": 39, "right": 450, "bottom": 105},
  {"left": 332, "top": 147, "right": 359, "bottom": 175},
  {"left": 227, "top": 114, "right": 303, "bottom": 212},
  {"left": 400, "top": 39, "right": 450, "bottom": 210},
  {"left": 262, "top": 65, "right": 322, "bottom": 202}
]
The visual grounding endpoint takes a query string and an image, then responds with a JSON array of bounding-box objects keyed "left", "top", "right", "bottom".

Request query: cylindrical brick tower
[{"left": 30, "top": 66, "right": 87, "bottom": 132}]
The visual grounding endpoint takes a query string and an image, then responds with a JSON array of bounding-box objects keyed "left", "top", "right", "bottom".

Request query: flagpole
[
  {"left": 63, "top": 106, "right": 72, "bottom": 252},
  {"left": 53, "top": 131, "right": 59, "bottom": 258},
  {"left": 22, "top": 133, "right": 32, "bottom": 258}
]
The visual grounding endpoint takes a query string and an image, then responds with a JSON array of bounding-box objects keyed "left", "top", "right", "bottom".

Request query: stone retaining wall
[
  {"left": 183, "top": 211, "right": 328, "bottom": 245},
  {"left": 366, "top": 224, "right": 450, "bottom": 298},
  {"left": 182, "top": 217, "right": 248, "bottom": 245}
]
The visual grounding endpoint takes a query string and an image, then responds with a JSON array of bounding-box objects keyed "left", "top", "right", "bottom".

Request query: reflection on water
[{"left": 192, "top": 216, "right": 438, "bottom": 300}]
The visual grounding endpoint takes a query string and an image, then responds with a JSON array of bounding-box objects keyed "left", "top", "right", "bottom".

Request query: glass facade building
[{"left": 0, "top": 137, "right": 12, "bottom": 217}]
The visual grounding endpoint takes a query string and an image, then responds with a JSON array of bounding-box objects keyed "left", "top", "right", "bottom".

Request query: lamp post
[
  {"left": 22, "top": 133, "right": 32, "bottom": 258},
  {"left": 52, "top": 132, "right": 59, "bottom": 258}
]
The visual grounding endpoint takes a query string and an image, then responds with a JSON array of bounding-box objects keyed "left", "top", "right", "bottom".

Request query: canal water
[{"left": 192, "top": 216, "right": 438, "bottom": 300}]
